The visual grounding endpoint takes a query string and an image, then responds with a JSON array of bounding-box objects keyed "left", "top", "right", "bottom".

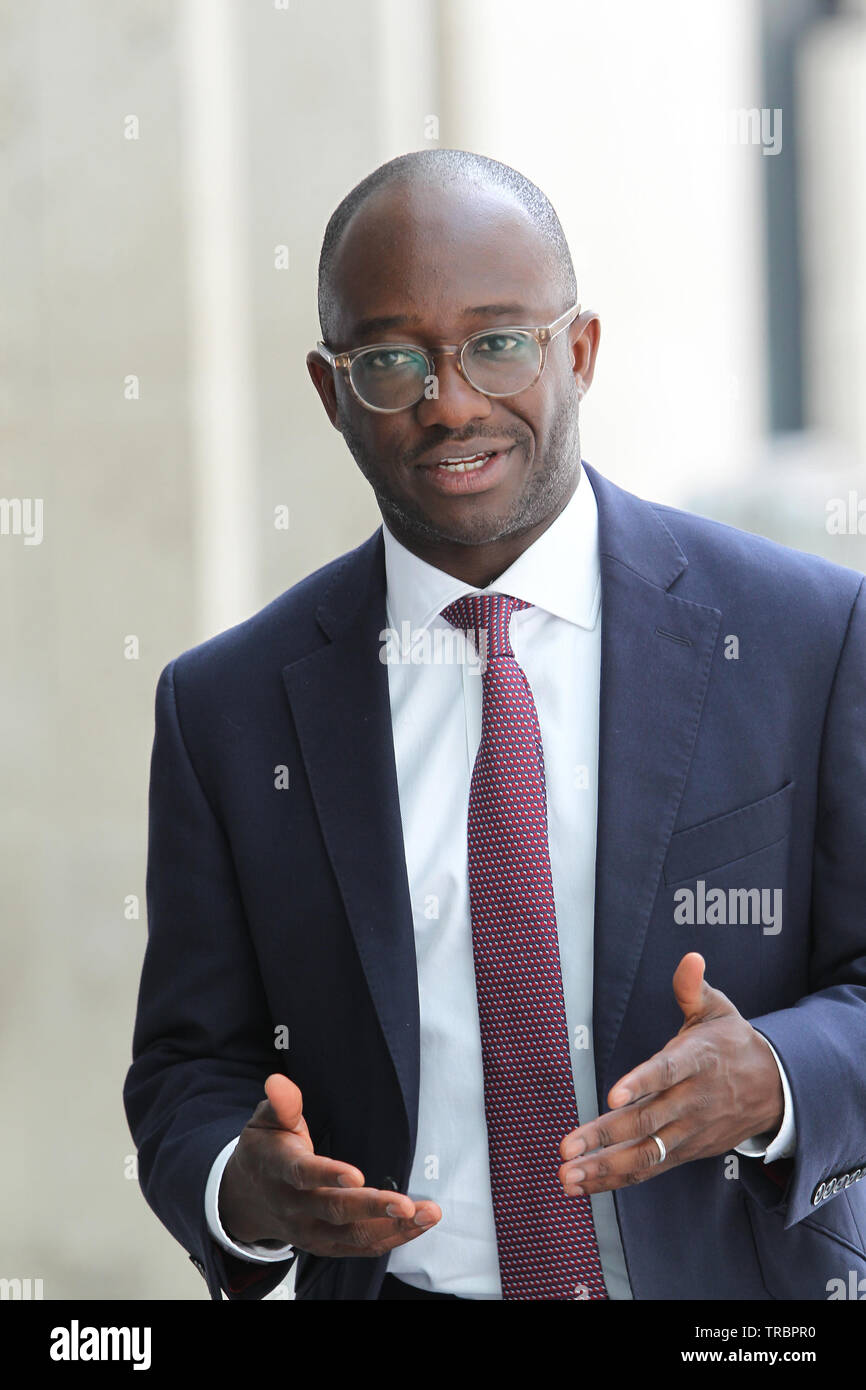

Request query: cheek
[
  {"left": 508, "top": 380, "right": 556, "bottom": 442},
  {"left": 507, "top": 409, "right": 543, "bottom": 464},
  {"left": 533, "top": 378, "right": 564, "bottom": 429},
  {"left": 350, "top": 418, "right": 416, "bottom": 477},
  {"left": 373, "top": 423, "right": 415, "bottom": 464},
  {"left": 340, "top": 404, "right": 392, "bottom": 451}
]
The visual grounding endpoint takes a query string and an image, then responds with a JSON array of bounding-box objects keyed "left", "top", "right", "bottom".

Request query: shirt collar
[{"left": 382, "top": 465, "right": 601, "bottom": 638}]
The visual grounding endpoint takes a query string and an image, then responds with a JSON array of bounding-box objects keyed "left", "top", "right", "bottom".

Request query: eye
[
  {"left": 364, "top": 348, "right": 419, "bottom": 371},
  {"left": 473, "top": 333, "right": 523, "bottom": 355}
]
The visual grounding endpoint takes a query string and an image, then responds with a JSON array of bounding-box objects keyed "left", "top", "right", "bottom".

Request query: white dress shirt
[{"left": 205, "top": 467, "right": 796, "bottom": 1294}]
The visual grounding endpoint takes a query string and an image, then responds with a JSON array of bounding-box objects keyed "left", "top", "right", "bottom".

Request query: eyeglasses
[{"left": 315, "top": 302, "right": 582, "bottom": 413}]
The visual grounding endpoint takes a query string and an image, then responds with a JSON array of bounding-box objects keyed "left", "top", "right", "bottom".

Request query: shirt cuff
[
  {"left": 733, "top": 1034, "right": 796, "bottom": 1162},
  {"left": 205, "top": 1136, "right": 296, "bottom": 1263}
]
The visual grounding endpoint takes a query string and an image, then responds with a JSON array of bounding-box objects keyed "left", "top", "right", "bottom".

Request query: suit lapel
[
  {"left": 281, "top": 532, "right": 420, "bottom": 1155},
  {"left": 280, "top": 467, "right": 721, "bottom": 1147},
  {"left": 583, "top": 464, "right": 722, "bottom": 1086}
]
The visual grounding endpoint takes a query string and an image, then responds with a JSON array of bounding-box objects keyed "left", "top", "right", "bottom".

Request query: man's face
[{"left": 308, "top": 179, "right": 599, "bottom": 554}]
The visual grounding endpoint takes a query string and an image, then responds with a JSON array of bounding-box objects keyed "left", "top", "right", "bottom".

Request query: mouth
[
  {"left": 433, "top": 451, "right": 496, "bottom": 473},
  {"left": 416, "top": 446, "right": 516, "bottom": 495}
]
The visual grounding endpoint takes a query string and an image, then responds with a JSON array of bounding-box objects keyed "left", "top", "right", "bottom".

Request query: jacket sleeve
[
  {"left": 743, "top": 575, "right": 866, "bottom": 1227},
  {"left": 123, "top": 658, "right": 296, "bottom": 1300}
]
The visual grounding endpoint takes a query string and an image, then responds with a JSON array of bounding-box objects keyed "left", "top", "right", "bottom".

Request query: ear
[
  {"left": 569, "top": 311, "right": 601, "bottom": 400},
  {"left": 306, "top": 349, "right": 343, "bottom": 430}
]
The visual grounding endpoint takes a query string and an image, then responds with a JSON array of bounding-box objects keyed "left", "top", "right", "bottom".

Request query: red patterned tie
[{"left": 441, "top": 592, "right": 609, "bottom": 1301}]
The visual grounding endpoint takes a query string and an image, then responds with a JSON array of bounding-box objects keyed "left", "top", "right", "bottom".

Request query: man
[{"left": 124, "top": 149, "right": 866, "bottom": 1301}]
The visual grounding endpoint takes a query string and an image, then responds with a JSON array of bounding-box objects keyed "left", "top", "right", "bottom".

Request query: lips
[
  {"left": 416, "top": 446, "right": 515, "bottom": 494},
  {"left": 434, "top": 452, "right": 495, "bottom": 473},
  {"left": 417, "top": 444, "right": 513, "bottom": 470}
]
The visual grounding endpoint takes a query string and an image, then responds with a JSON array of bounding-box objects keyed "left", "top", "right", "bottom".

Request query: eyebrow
[{"left": 350, "top": 303, "right": 533, "bottom": 340}]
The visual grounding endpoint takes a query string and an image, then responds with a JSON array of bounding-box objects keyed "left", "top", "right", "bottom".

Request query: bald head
[{"left": 316, "top": 149, "right": 577, "bottom": 344}]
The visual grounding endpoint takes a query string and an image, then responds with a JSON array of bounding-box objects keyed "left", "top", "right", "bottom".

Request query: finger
[
  {"left": 306, "top": 1185, "right": 422, "bottom": 1226},
  {"left": 263, "top": 1073, "right": 305, "bottom": 1130},
  {"left": 673, "top": 951, "right": 706, "bottom": 1013},
  {"left": 672, "top": 952, "right": 733, "bottom": 1026},
  {"left": 606, "top": 1038, "right": 703, "bottom": 1110},
  {"left": 560, "top": 1124, "right": 686, "bottom": 1195},
  {"left": 247, "top": 1078, "right": 312, "bottom": 1146},
  {"left": 267, "top": 1145, "right": 367, "bottom": 1192},
  {"left": 560, "top": 1087, "right": 680, "bottom": 1161},
  {"left": 325, "top": 1202, "right": 442, "bottom": 1256}
]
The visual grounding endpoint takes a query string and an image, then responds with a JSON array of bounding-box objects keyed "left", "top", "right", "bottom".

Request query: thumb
[
  {"left": 672, "top": 952, "right": 725, "bottom": 1025},
  {"left": 263, "top": 1072, "right": 306, "bottom": 1133}
]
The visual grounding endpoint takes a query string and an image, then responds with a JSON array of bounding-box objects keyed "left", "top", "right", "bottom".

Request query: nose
[{"left": 414, "top": 351, "right": 492, "bottom": 429}]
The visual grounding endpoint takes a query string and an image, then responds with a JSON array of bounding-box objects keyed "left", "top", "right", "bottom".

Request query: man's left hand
[{"left": 558, "top": 952, "right": 784, "bottom": 1195}]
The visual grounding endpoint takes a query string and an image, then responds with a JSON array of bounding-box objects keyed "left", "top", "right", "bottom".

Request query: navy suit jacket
[{"left": 123, "top": 462, "right": 866, "bottom": 1300}]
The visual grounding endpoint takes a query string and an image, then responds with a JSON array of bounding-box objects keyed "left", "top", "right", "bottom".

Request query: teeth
[{"left": 437, "top": 452, "right": 493, "bottom": 472}]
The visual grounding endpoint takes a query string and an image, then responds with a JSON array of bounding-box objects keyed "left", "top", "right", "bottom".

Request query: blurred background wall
[{"left": 2, "top": 0, "right": 864, "bottom": 1299}]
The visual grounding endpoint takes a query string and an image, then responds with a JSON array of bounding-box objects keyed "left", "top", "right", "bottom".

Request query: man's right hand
[{"left": 218, "top": 1073, "right": 442, "bottom": 1257}]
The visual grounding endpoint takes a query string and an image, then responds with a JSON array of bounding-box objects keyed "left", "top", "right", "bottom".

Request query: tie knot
[{"left": 441, "top": 592, "right": 531, "bottom": 658}]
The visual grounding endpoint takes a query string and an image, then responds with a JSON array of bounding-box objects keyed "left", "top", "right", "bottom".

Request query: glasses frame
[{"left": 315, "top": 301, "right": 582, "bottom": 413}]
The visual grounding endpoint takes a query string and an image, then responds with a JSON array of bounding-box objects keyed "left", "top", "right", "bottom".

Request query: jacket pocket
[
  {"left": 664, "top": 780, "right": 794, "bottom": 886},
  {"left": 744, "top": 1188, "right": 866, "bottom": 1300}
]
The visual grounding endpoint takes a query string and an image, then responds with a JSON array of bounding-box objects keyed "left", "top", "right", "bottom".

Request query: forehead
[{"left": 328, "top": 178, "right": 559, "bottom": 339}]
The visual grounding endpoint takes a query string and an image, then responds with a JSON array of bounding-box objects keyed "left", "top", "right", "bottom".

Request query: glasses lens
[
  {"left": 462, "top": 330, "right": 541, "bottom": 396},
  {"left": 349, "top": 346, "right": 429, "bottom": 410}
]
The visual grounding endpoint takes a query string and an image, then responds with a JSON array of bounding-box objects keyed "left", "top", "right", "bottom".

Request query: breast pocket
[{"left": 663, "top": 780, "right": 795, "bottom": 887}]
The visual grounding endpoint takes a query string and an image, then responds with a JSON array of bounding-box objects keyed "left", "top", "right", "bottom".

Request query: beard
[{"left": 338, "top": 385, "right": 583, "bottom": 549}]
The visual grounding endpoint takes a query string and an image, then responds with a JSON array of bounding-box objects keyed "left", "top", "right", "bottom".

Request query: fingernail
[
  {"left": 386, "top": 1203, "right": 402, "bottom": 1218},
  {"left": 565, "top": 1139, "right": 585, "bottom": 1158},
  {"left": 571, "top": 1169, "right": 585, "bottom": 1183},
  {"left": 414, "top": 1211, "right": 434, "bottom": 1226}
]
